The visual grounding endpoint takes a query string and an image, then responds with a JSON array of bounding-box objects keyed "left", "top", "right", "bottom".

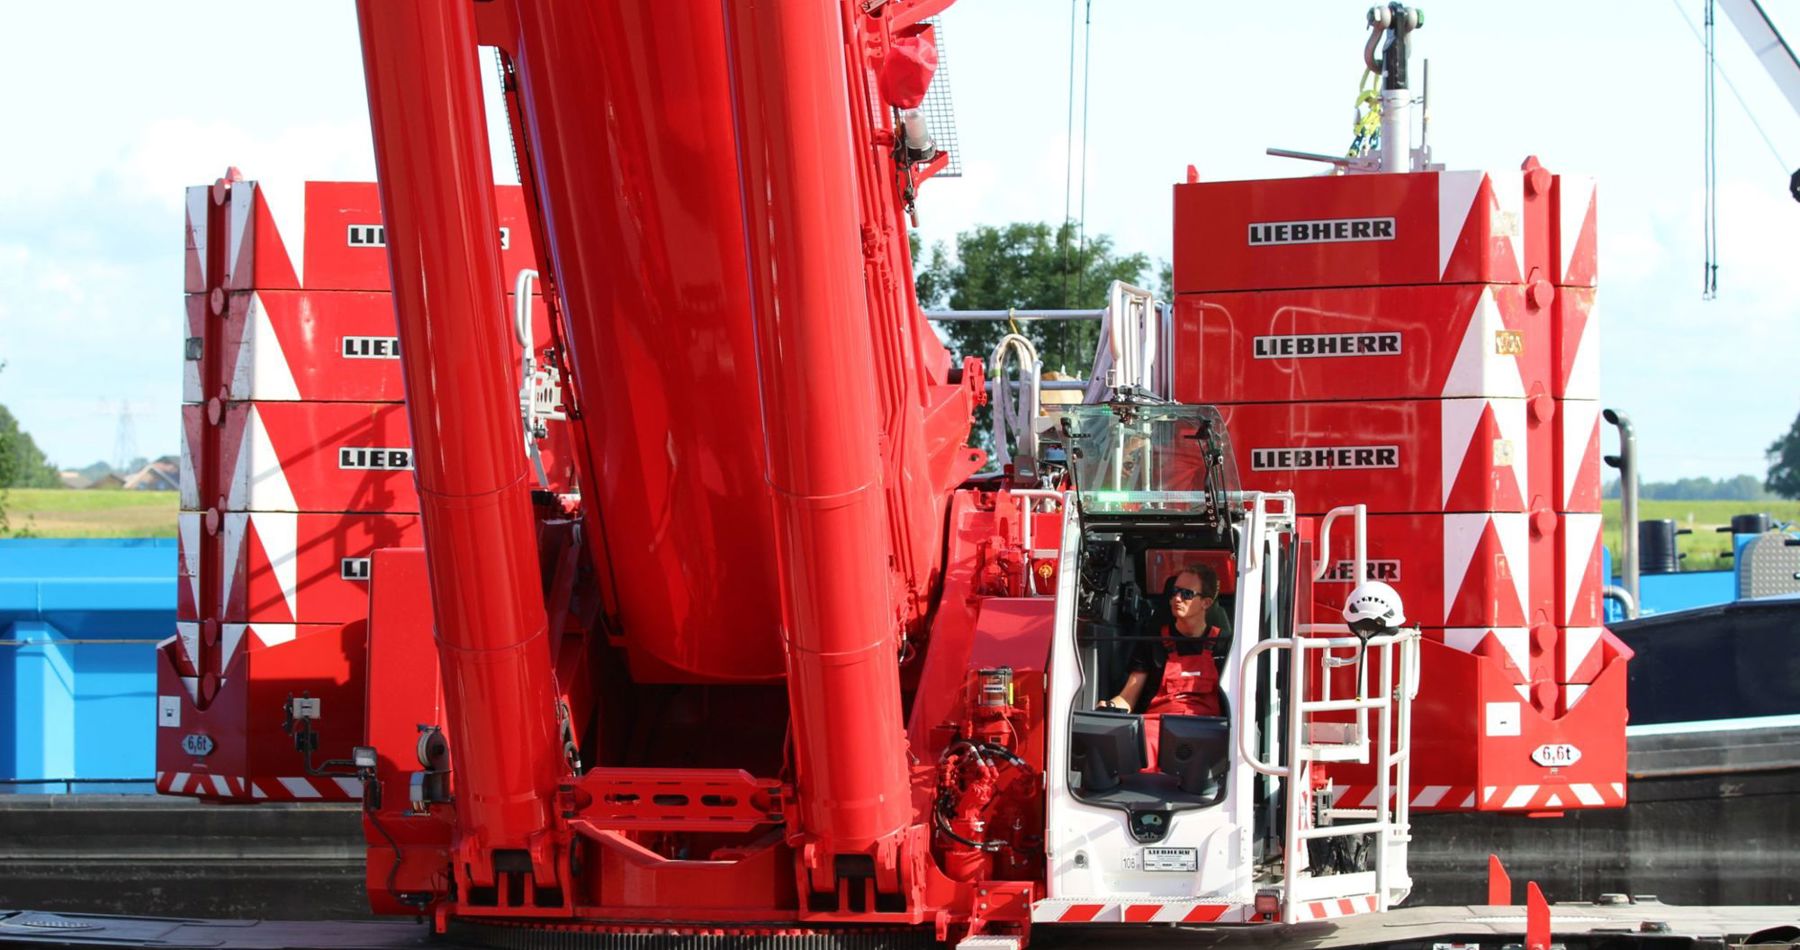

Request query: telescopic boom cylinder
[{"left": 354, "top": 0, "right": 566, "bottom": 873}]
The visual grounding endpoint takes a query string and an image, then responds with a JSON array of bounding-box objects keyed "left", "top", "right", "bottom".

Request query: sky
[{"left": 0, "top": 1, "right": 1796, "bottom": 482}]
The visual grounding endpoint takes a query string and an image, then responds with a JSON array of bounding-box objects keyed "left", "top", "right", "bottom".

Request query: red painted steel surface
[
  {"left": 1552, "top": 175, "right": 1599, "bottom": 287},
  {"left": 1552, "top": 286, "right": 1600, "bottom": 400},
  {"left": 356, "top": 0, "right": 565, "bottom": 864},
  {"left": 1330, "top": 635, "right": 1628, "bottom": 811},
  {"left": 191, "top": 179, "right": 540, "bottom": 293},
  {"left": 1308, "top": 511, "right": 1549, "bottom": 628},
  {"left": 361, "top": 547, "right": 454, "bottom": 913},
  {"left": 156, "top": 617, "right": 368, "bottom": 800},
  {"left": 175, "top": 511, "right": 422, "bottom": 624},
  {"left": 723, "top": 0, "right": 914, "bottom": 890},
  {"left": 502, "top": 0, "right": 787, "bottom": 684},
  {"left": 1171, "top": 284, "right": 1550, "bottom": 403},
  {"left": 180, "top": 402, "right": 419, "bottom": 513},
  {"left": 1218, "top": 398, "right": 1550, "bottom": 515},
  {"left": 1173, "top": 170, "right": 1531, "bottom": 293},
  {"left": 182, "top": 290, "right": 556, "bottom": 404},
  {"left": 1555, "top": 399, "right": 1603, "bottom": 512}
]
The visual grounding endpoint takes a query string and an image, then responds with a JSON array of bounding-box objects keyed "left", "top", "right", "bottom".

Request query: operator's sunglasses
[{"left": 1172, "top": 587, "right": 1209, "bottom": 601}]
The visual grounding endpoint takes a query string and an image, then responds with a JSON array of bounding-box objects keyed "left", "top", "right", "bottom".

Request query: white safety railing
[
  {"left": 1236, "top": 626, "right": 1418, "bottom": 922},
  {"left": 925, "top": 279, "right": 1168, "bottom": 407},
  {"left": 1083, "top": 281, "right": 1160, "bottom": 403},
  {"left": 1233, "top": 497, "right": 1418, "bottom": 924}
]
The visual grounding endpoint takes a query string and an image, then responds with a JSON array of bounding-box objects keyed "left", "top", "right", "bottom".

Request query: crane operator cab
[{"left": 1037, "top": 402, "right": 1420, "bottom": 925}]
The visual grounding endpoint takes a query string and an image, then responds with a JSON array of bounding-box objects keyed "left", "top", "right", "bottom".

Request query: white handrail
[
  {"left": 1312, "top": 504, "right": 1368, "bottom": 583},
  {"left": 1236, "top": 638, "right": 1294, "bottom": 778}
]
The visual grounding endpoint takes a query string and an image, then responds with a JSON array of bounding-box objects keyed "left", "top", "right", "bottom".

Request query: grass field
[
  {"left": 1601, "top": 499, "right": 1800, "bottom": 573},
  {"left": 1, "top": 488, "right": 178, "bottom": 538}
]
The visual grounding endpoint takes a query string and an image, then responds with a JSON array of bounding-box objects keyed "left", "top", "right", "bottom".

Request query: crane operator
[{"left": 1098, "top": 562, "right": 1230, "bottom": 761}]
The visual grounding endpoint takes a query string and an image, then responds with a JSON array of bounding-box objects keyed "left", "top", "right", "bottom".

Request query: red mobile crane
[{"left": 148, "top": 2, "right": 1678, "bottom": 947}]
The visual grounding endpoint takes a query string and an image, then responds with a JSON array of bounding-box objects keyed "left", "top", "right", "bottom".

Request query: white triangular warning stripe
[
  {"left": 1437, "top": 171, "right": 1483, "bottom": 278},
  {"left": 1559, "top": 177, "right": 1596, "bottom": 280},
  {"left": 228, "top": 404, "right": 298, "bottom": 511},
  {"left": 228, "top": 181, "right": 256, "bottom": 286},
  {"left": 1562, "top": 626, "right": 1602, "bottom": 679},
  {"left": 1563, "top": 513, "right": 1602, "bottom": 622},
  {"left": 234, "top": 292, "right": 302, "bottom": 402},
  {"left": 1560, "top": 400, "right": 1600, "bottom": 507},
  {"left": 1490, "top": 170, "right": 1525, "bottom": 278},
  {"left": 1492, "top": 512, "right": 1531, "bottom": 619},
  {"left": 220, "top": 512, "right": 249, "bottom": 616},
  {"left": 250, "top": 623, "right": 298, "bottom": 647},
  {"left": 176, "top": 621, "right": 201, "bottom": 669},
  {"left": 1492, "top": 398, "right": 1529, "bottom": 501},
  {"left": 1441, "top": 288, "right": 1525, "bottom": 398},
  {"left": 249, "top": 512, "right": 301, "bottom": 621},
  {"left": 259, "top": 181, "right": 308, "bottom": 288},
  {"left": 186, "top": 185, "right": 210, "bottom": 287},
  {"left": 1442, "top": 513, "right": 1491, "bottom": 620},
  {"left": 178, "top": 418, "right": 199, "bottom": 510},
  {"left": 1565, "top": 293, "right": 1601, "bottom": 399},
  {"left": 178, "top": 512, "right": 201, "bottom": 611},
  {"left": 221, "top": 623, "right": 248, "bottom": 671},
  {"left": 1439, "top": 399, "right": 1488, "bottom": 507}
]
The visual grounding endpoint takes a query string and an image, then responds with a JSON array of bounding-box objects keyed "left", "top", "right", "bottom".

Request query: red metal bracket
[
  {"left": 1526, "top": 881, "right": 1551, "bottom": 950},
  {"left": 563, "top": 769, "right": 783, "bottom": 835},
  {"left": 1488, "top": 853, "right": 1513, "bottom": 905}
]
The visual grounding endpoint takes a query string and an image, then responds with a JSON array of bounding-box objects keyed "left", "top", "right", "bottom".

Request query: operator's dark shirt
[{"left": 1128, "top": 602, "right": 1233, "bottom": 675}]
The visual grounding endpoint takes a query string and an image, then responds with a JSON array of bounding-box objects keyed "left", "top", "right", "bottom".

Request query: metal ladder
[{"left": 1236, "top": 505, "right": 1420, "bottom": 923}]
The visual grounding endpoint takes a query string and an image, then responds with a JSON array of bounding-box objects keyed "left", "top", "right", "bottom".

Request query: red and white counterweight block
[
  {"left": 1557, "top": 512, "right": 1606, "bottom": 628},
  {"left": 180, "top": 401, "right": 420, "bottom": 514},
  {"left": 1328, "top": 628, "right": 1627, "bottom": 813},
  {"left": 182, "top": 291, "right": 561, "bottom": 404},
  {"left": 177, "top": 510, "right": 423, "bottom": 624},
  {"left": 1171, "top": 282, "right": 1550, "bottom": 404},
  {"left": 1173, "top": 168, "right": 1535, "bottom": 293},
  {"left": 155, "top": 618, "right": 368, "bottom": 802},
  {"left": 1555, "top": 400, "right": 1603, "bottom": 513},
  {"left": 185, "top": 179, "right": 542, "bottom": 294},
  {"left": 1551, "top": 174, "right": 1598, "bottom": 287},
  {"left": 1308, "top": 511, "right": 1554, "bottom": 629},
  {"left": 1558, "top": 626, "right": 1632, "bottom": 714},
  {"left": 1552, "top": 287, "right": 1600, "bottom": 400},
  {"left": 1220, "top": 396, "right": 1551, "bottom": 516}
]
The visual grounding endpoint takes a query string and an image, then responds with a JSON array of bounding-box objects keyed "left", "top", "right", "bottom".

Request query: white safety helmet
[{"left": 1342, "top": 580, "right": 1406, "bottom": 630}]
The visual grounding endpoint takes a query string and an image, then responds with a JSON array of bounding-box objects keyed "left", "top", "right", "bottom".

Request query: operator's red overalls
[{"left": 1143, "top": 625, "right": 1222, "bottom": 764}]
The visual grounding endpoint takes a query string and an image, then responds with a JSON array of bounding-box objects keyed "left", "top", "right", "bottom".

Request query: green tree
[
  {"left": 1767, "top": 410, "right": 1800, "bottom": 499},
  {"left": 0, "top": 405, "right": 62, "bottom": 489},
  {"left": 914, "top": 221, "right": 1149, "bottom": 374}
]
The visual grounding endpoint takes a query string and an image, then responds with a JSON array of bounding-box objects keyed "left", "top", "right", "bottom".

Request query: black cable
[
  {"left": 1062, "top": 0, "right": 1079, "bottom": 309},
  {"left": 1668, "top": 0, "right": 1792, "bottom": 176},
  {"left": 1704, "top": 0, "right": 1719, "bottom": 300},
  {"left": 934, "top": 806, "right": 1005, "bottom": 852}
]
